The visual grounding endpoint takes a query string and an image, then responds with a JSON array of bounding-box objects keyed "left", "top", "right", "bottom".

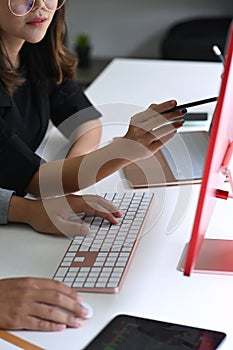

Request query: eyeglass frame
[{"left": 8, "top": 0, "right": 66, "bottom": 17}]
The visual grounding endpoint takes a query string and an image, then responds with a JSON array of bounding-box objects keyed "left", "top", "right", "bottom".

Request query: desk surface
[{"left": 1, "top": 59, "right": 232, "bottom": 350}]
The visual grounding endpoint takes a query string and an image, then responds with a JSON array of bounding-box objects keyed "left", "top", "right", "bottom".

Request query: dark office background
[{"left": 66, "top": 0, "right": 233, "bottom": 60}]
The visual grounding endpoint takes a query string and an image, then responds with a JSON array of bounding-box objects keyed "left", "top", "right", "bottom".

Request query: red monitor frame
[{"left": 181, "top": 23, "right": 233, "bottom": 276}]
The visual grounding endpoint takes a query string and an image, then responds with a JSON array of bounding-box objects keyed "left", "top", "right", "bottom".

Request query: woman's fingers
[
  {"left": 149, "top": 120, "right": 185, "bottom": 140},
  {"left": 139, "top": 120, "right": 183, "bottom": 154},
  {"left": 133, "top": 100, "right": 177, "bottom": 124},
  {"left": 0, "top": 278, "right": 89, "bottom": 331},
  {"left": 57, "top": 217, "right": 90, "bottom": 237},
  {"left": 149, "top": 132, "right": 178, "bottom": 154},
  {"left": 83, "top": 195, "right": 121, "bottom": 218},
  {"left": 131, "top": 102, "right": 186, "bottom": 132},
  {"left": 149, "top": 100, "right": 177, "bottom": 113},
  {"left": 23, "top": 315, "right": 68, "bottom": 331},
  {"left": 69, "top": 195, "right": 122, "bottom": 223},
  {"left": 55, "top": 194, "right": 123, "bottom": 237},
  {"left": 27, "top": 290, "right": 87, "bottom": 329},
  {"left": 23, "top": 302, "right": 84, "bottom": 331}
]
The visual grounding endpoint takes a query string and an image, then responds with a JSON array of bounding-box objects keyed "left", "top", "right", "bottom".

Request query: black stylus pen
[{"left": 164, "top": 96, "right": 218, "bottom": 113}]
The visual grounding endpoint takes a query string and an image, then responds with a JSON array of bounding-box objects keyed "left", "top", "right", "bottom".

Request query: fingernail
[
  {"left": 57, "top": 324, "right": 66, "bottom": 331},
  {"left": 82, "top": 309, "right": 89, "bottom": 318},
  {"left": 176, "top": 120, "right": 185, "bottom": 127},
  {"left": 76, "top": 294, "right": 83, "bottom": 302},
  {"left": 80, "top": 224, "right": 90, "bottom": 236},
  {"left": 170, "top": 100, "right": 176, "bottom": 106},
  {"left": 180, "top": 108, "right": 187, "bottom": 114},
  {"left": 73, "top": 318, "right": 83, "bottom": 327}
]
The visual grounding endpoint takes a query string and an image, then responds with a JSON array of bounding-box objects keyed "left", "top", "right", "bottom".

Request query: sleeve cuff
[{"left": 0, "top": 188, "right": 15, "bottom": 224}]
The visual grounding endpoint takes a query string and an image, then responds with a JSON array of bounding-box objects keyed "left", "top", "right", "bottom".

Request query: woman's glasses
[{"left": 8, "top": 0, "right": 66, "bottom": 16}]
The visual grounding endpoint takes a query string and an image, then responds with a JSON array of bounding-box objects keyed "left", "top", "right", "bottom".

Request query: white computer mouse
[
  {"left": 81, "top": 301, "right": 94, "bottom": 319},
  {"left": 55, "top": 301, "right": 94, "bottom": 319}
]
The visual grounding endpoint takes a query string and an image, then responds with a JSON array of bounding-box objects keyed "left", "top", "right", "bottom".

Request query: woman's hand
[
  {"left": 122, "top": 100, "right": 185, "bottom": 161},
  {"left": 0, "top": 278, "right": 89, "bottom": 331},
  {"left": 8, "top": 194, "right": 121, "bottom": 237}
]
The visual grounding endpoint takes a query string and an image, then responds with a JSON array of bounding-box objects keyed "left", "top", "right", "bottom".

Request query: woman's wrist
[
  {"left": 111, "top": 137, "right": 148, "bottom": 163},
  {"left": 8, "top": 196, "right": 32, "bottom": 225}
]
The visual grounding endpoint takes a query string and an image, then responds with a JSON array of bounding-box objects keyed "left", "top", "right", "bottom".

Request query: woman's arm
[
  {"left": 66, "top": 119, "right": 102, "bottom": 157},
  {"left": 27, "top": 101, "right": 185, "bottom": 197}
]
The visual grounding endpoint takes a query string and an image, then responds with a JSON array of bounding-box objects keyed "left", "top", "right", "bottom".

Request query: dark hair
[{"left": 0, "top": 2, "right": 77, "bottom": 95}]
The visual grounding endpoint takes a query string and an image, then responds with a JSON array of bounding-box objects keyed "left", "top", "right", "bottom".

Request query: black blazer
[{"left": 0, "top": 79, "right": 101, "bottom": 196}]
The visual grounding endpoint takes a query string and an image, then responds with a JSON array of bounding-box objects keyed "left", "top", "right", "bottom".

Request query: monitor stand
[
  {"left": 178, "top": 239, "right": 233, "bottom": 274},
  {"left": 178, "top": 140, "right": 233, "bottom": 275}
]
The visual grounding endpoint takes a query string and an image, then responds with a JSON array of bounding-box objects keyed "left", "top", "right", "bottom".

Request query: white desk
[
  {"left": 1, "top": 59, "right": 233, "bottom": 350},
  {"left": 86, "top": 58, "right": 222, "bottom": 136}
]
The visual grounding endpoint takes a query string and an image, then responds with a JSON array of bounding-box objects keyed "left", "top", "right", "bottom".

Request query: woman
[{"left": 0, "top": 0, "right": 185, "bottom": 331}]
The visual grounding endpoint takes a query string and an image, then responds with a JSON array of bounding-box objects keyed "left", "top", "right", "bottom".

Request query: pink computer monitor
[{"left": 181, "top": 23, "right": 233, "bottom": 276}]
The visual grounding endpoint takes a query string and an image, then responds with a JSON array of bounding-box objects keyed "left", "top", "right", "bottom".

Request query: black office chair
[{"left": 161, "top": 17, "right": 232, "bottom": 61}]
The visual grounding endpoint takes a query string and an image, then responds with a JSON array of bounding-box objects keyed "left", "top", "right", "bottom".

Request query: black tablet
[{"left": 84, "top": 314, "right": 226, "bottom": 350}]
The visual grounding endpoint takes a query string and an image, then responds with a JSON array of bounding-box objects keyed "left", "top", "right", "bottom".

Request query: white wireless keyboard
[{"left": 53, "top": 192, "right": 154, "bottom": 293}]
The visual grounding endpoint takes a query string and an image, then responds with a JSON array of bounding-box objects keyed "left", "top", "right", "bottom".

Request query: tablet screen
[{"left": 84, "top": 315, "right": 226, "bottom": 350}]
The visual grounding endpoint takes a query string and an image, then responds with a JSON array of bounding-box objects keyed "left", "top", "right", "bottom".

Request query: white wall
[{"left": 66, "top": 0, "right": 233, "bottom": 59}]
